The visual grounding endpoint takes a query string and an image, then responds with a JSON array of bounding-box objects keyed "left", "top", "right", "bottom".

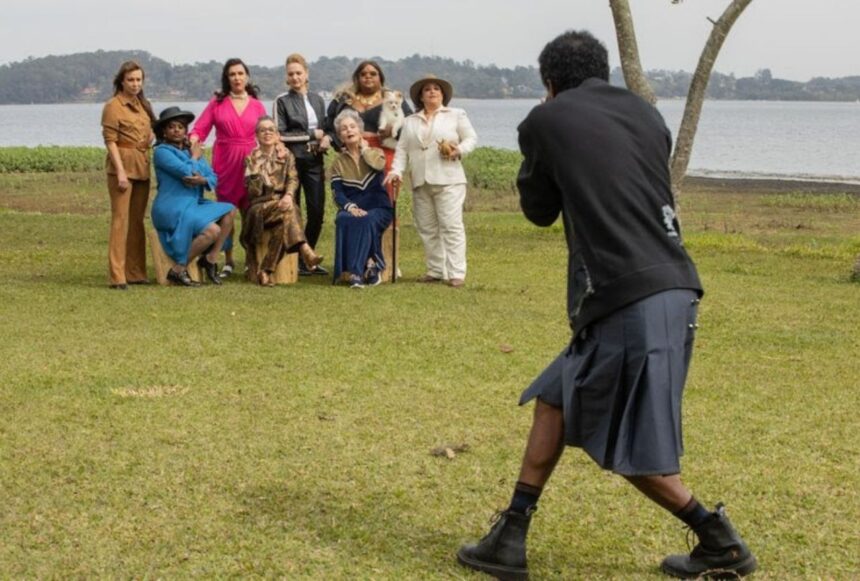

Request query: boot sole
[
  {"left": 457, "top": 549, "right": 528, "bottom": 581},
  {"left": 661, "top": 554, "right": 758, "bottom": 579}
]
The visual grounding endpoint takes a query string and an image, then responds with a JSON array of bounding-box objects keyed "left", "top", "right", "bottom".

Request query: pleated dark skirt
[{"left": 520, "top": 289, "right": 700, "bottom": 476}]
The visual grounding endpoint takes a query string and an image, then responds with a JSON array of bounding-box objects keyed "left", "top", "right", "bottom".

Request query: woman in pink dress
[{"left": 189, "top": 58, "right": 267, "bottom": 277}]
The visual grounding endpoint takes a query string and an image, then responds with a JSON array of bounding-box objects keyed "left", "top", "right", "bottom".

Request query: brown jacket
[{"left": 101, "top": 93, "right": 153, "bottom": 180}]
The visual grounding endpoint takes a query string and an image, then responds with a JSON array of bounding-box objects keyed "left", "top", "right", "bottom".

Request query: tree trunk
[
  {"left": 670, "top": 0, "right": 754, "bottom": 195},
  {"left": 609, "top": 0, "right": 657, "bottom": 105}
]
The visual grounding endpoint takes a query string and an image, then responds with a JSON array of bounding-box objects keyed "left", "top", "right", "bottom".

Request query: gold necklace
[{"left": 355, "top": 91, "right": 380, "bottom": 106}]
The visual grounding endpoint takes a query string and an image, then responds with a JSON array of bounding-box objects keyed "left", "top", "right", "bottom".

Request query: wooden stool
[
  {"left": 248, "top": 230, "right": 298, "bottom": 285},
  {"left": 379, "top": 223, "right": 400, "bottom": 283},
  {"left": 147, "top": 228, "right": 204, "bottom": 285}
]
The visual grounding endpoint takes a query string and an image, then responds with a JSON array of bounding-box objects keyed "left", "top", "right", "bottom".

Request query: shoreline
[{"left": 683, "top": 175, "right": 860, "bottom": 194}]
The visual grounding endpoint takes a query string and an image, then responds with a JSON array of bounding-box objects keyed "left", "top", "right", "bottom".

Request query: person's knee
[
  {"left": 206, "top": 224, "right": 221, "bottom": 240},
  {"left": 534, "top": 399, "right": 563, "bottom": 422}
]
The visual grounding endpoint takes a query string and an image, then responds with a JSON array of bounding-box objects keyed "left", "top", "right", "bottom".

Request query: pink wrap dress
[{"left": 189, "top": 96, "right": 267, "bottom": 211}]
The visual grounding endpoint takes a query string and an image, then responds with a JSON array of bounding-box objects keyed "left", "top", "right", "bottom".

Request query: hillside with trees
[{"left": 1, "top": 50, "right": 858, "bottom": 104}]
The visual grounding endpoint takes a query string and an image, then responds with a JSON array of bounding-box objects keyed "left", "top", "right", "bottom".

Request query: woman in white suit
[{"left": 386, "top": 75, "right": 477, "bottom": 288}]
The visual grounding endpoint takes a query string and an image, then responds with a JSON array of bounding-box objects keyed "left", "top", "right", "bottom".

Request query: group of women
[{"left": 101, "top": 56, "right": 477, "bottom": 289}]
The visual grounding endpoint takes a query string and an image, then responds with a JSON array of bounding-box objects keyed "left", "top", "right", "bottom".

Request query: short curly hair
[
  {"left": 538, "top": 30, "right": 609, "bottom": 94},
  {"left": 333, "top": 109, "right": 364, "bottom": 134}
]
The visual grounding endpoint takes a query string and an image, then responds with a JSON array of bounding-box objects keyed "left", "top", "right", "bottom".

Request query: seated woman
[
  {"left": 242, "top": 116, "right": 323, "bottom": 286},
  {"left": 330, "top": 110, "right": 393, "bottom": 288},
  {"left": 151, "top": 107, "right": 236, "bottom": 286}
]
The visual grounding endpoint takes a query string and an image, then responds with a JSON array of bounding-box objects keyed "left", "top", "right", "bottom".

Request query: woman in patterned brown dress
[{"left": 241, "top": 116, "right": 323, "bottom": 286}]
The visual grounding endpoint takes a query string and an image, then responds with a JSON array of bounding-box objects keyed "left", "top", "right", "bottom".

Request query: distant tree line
[{"left": 1, "top": 50, "right": 858, "bottom": 104}]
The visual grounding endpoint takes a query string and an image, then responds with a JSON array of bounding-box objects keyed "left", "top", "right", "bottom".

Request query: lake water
[{"left": 1, "top": 99, "right": 858, "bottom": 183}]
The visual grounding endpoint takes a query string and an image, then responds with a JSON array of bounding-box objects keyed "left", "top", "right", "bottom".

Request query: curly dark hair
[
  {"left": 538, "top": 30, "right": 609, "bottom": 94},
  {"left": 215, "top": 58, "right": 260, "bottom": 102},
  {"left": 352, "top": 60, "right": 386, "bottom": 90}
]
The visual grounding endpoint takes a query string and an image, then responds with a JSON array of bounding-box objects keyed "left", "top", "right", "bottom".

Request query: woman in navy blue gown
[
  {"left": 330, "top": 109, "right": 393, "bottom": 288},
  {"left": 151, "top": 107, "right": 236, "bottom": 286}
]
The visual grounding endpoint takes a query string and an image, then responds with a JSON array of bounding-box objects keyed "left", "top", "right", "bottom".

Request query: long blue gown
[
  {"left": 152, "top": 144, "right": 234, "bottom": 265},
  {"left": 331, "top": 148, "right": 393, "bottom": 281}
]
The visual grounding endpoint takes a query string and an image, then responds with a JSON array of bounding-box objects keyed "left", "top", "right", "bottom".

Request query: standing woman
[
  {"left": 189, "top": 58, "right": 267, "bottom": 278},
  {"left": 272, "top": 53, "right": 331, "bottom": 275},
  {"left": 325, "top": 60, "right": 412, "bottom": 188},
  {"left": 387, "top": 75, "right": 477, "bottom": 288},
  {"left": 101, "top": 60, "right": 156, "bottom": 289}
]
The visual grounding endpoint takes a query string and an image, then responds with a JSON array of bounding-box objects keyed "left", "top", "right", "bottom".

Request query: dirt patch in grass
[{"left": 0, "top": 172, "right": 115, "bottom": 215}]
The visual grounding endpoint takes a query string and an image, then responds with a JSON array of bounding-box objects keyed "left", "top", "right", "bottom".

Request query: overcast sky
[{"left": 1, "top": 1, "right": 855, "bottom": 81}]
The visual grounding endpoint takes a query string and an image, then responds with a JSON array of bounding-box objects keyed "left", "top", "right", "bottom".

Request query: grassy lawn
[{"left": 0, "top": 149, "right": 858, "bottom": 578}]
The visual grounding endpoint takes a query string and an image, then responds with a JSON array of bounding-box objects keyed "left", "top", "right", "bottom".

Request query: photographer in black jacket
[{"left": 456, "top": 30, "right": 757, "bottom": 580}]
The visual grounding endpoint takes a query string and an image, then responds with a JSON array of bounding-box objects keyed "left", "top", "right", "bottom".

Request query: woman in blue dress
[
  {"left": 152, "top": 107, "right": 237, "bottom": 286},
  {"left": 330, "top": 109, "right": 393, "bottom": 288}
]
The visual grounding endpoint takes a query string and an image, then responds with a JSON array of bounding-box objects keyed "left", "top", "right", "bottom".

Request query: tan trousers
[{"left": 107, "top": 174, "right": 150, "bottom": 285}]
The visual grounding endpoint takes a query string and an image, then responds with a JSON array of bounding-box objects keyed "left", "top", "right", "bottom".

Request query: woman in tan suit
[{"left": 101, "top": 61, "right": 156, "bottom": 289}]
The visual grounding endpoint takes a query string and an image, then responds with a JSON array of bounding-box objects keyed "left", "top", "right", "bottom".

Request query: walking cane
[{"left": 391, "top": 181, "right": 400, "bottom": 283}]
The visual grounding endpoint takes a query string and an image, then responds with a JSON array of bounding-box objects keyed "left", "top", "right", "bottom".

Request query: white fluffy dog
[{"left": 377, "top": 90, "right": 404, "bottom": 149}]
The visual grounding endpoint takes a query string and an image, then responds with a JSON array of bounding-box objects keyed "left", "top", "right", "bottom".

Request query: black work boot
[
  {"left": 661, "top": 503, "right": 757, "bottom": 579},
  {"left": 457, "top": 508, "right": 533, "bottom": 581}
]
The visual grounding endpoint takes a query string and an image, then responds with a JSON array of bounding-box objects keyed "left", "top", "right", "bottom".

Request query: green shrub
[
  {"left": 0, "top": 146, "right": 104, "bottom": 173},
  {"left": 462, "top": 147, "right": 520, "bottom": 192}
]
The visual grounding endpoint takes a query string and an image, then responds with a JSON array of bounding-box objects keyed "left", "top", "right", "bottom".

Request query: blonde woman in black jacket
[{"left": 272, "top": 53, "right": 330, "bottom": 275}]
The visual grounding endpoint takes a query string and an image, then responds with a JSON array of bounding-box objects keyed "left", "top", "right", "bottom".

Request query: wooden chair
[
  {"left": 147, "top": 228, "right": 204, "bottom": 285},
  {"left": 246, "top": 229, "right": 298, "bottom": 285}
]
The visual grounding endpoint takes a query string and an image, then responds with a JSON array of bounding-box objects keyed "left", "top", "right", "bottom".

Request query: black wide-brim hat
[
  {"left": 154, "top": 106, "right": 195, "bottom": 132},
  {"left": 409, "top": 75, "right": 454, "bottom": 109}
]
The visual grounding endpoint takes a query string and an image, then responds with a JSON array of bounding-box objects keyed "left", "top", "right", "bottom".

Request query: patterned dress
[{"left": 241, "top": 147, "right": 306, "bottom": 276}]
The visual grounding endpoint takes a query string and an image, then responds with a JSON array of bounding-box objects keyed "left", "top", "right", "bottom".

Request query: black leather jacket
[{"left": 272, "top": 90, "right": 328, "bottom": 161}]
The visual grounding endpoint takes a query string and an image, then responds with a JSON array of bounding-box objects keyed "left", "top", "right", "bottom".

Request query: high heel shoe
[
  {"left": 258, "top": 270, "right": 275, "bottom": 287},
  {"left": 299, "top": 245, "right": 323, "bottom": 270},
  {"left": 167, "top": 268, "right": 199, "bottom": 287},
  {"left": 197, "top": 255, "right": 222, "bottom": 285}
]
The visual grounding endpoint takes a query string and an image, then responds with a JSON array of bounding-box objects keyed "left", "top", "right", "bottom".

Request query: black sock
[
  {"left": 674, "top": 497, "right": 712, "bottom": 528},
  {"left": 508, "top": 481, "right": 542, "bottom": 514}
]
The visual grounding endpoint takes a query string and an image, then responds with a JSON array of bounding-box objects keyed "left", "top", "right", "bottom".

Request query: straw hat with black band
[{"left": 409, "top": 75, "right": 454, "bottom": 110}]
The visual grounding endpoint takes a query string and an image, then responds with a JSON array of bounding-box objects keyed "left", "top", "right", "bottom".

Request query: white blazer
[{"left": 391, "top": 107, "right": 478, "bottom": 188}]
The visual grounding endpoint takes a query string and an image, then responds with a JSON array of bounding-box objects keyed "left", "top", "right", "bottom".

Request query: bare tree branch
[
  {"left": 670, "top": 0, "right": 754, "bottom": 192},
  {"left": 609, "top": 0, "right": 657, "bottom": 105}
]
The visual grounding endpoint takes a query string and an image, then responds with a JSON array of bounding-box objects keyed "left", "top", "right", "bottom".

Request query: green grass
[
  {"left": 1, "top": 156, "right": 859, "bottom": 578},
  {"left": 760, "top": 192, "right": 860, "bottom": 211}
]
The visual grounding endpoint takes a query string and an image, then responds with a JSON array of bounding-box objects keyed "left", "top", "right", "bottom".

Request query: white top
[
  {"left": 391, "top": 107, "right": 478, "bottom": 188},
  {"left": 303, "top": 94, "right": 319, "bottom": 133}
]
